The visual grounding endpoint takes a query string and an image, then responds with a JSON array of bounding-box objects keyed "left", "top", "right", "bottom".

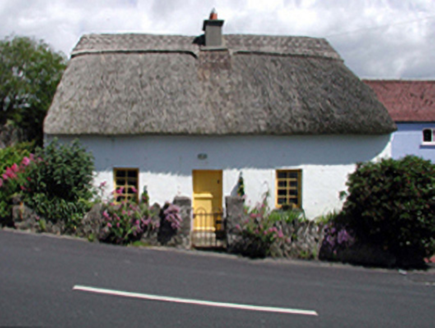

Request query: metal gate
[{"left": 192, "top": 209, "right": 226, "bottom": 249}]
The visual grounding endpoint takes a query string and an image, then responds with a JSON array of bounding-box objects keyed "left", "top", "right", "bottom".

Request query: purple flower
[
  {"left": 326, "top": 235, "right": 336, "bottom": 247},
  {"left": 337, "top": 229, "right": 354, "bottom": 245}
]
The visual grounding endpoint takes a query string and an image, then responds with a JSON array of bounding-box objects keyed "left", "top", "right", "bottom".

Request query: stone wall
[
  {"left": 10, "top": 196, "right": 192, "bottom": 248},
  {"left": 225, "top": 196, "right": 247, "bottom": 253},
  {"left": 224, "top": 196, "right": 325, "bottom": 259},
  {"left": 156, "top": 196, "right": 191, "bottom": 248}
]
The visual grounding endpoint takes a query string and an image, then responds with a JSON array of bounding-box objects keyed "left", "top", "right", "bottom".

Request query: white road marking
[{"left": 73, "top": 285, "right": 318, "bottom": 316}]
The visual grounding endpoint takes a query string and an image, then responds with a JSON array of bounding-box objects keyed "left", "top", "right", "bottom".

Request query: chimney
[{"left": 202, "top": 8, "right": 224, "bottom": 48}]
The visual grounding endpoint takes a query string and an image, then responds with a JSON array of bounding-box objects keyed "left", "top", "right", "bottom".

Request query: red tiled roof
[{"left": 363, "top": 80, "right": 435, "bottom": 122}]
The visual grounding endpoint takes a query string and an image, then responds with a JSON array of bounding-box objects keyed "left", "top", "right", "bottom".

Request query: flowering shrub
[
  {"left": 102, "top": 200, "right": 158, "bottom": 245},
  {"left": 140, "top": 186, "right": 149, "bottom": 205},
  {"left": 101, "top": 186, "right": 158, "bottom": 245},
  {"left": 162, "top": 203, "right": 182, "bottom": 230},
  {"left": 320, "top": 223, "right": 355, "bottom": 259},
  {"left": 0, "top": 154, "right": 34, "bottom": 224},
  {"left": 235, "top": 192, "right": 288, "bottom": 258},
  {"left": 0, "top": 141, "right": 34, "bottom": 173}
]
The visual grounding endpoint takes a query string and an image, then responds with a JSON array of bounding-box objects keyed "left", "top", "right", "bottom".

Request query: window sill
[{"left": 420, "top": 142, "right": 435, "bottom": 147}]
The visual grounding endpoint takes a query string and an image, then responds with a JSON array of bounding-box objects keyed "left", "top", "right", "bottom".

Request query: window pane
[
  {"left": 127, "top": 187, "right": 137, "bottom": 194},
  {"left": 289, "top": 172, "right": 298, "bottom": 179},
  {"left": 127, "top": 178, "right": 137, "bottom": 185},
  {"left": 116, "top": 170, "right": 125, "bottom": 178},
  {"left": 277, "top": 197, "right": 286, "bottom": 204},
  {"left": 423, "top": 129, "right": 432, "bottom": 142},
  {"left": 116, "top": 178, "right": 126, "bottom": 186},
  {"left": 277, "top": 171, "right": 287, "bottom": 179},
  {"left": 278, "top": 189, "right": 287, "bottom": 196},
  {"left": 127, "top": 170, "right": 137, "bottom": 178},
  {"left": 290, "top": 190, "right": 298, "bottom": 196},
  {"left": 290, "top": 181, "right": 298, "bottom": 188},
  {"left": 278, "top": 180, "right": 287, "bottom": 187}
]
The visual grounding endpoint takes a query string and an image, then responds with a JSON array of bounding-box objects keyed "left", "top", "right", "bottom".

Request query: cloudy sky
[{"left": 1, "top": 0, "right": 434, "bottom": 79}]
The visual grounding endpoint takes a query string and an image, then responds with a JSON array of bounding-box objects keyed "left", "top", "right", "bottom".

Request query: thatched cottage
[{"left": 45, "top": 12, "right": 395, "bottom": 222}]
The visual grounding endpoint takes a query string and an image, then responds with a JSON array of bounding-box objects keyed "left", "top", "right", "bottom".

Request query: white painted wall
[{"left": 48, "top": 135, "right": 391, "bottom": 219}]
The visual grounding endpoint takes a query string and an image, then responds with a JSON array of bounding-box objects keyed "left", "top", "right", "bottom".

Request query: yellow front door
[{"left": 193, "top": 170, "right": 222, "bottom": 231}]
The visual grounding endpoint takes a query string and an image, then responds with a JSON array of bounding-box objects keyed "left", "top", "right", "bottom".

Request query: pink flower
[
  {"left": 131, "top": 186, "right": 137, "bottom": 193},
  {"left": 11, "top": 163, "right": 19, "bottom": 172},
  {"left": 99, "top": 181, "right": 107, "bottom": 188},
  {"left": 116, "top": 187, "right": 125, "bottom": 194},
  {"left": 116, "top": 222, "right": 120, "bottom": 228},
  {"left": 21, "top": 157, "right": 31, "bottom": 166},
  {"left": 0, "top": 178, "right": 3, "bottom": 188},
  {"left": 5, "top": 168, "right": 17, "bottom": 179},
  {"left": 277, "top": 230, "right": 284, "bottom": 238},
  {"left": 20, "top": 185, "right": 26, "bottom": 191},
  {"left": 2, "top": 173, "right": 8, "bottom": 181},
  {"left": 107, "top": 222, "right": 112, "bottom": 228}
]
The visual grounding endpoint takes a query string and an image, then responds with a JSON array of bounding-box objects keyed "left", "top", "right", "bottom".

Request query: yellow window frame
[
  {"left": 113, "top": 168, "right": 139, "bottom": 202},
  {"left": 275, "top": 169, "right": 302, "bottom": 208}
]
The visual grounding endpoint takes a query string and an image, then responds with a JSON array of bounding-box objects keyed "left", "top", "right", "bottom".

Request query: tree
[{"left": 0, "top": 36, "right": 67, "bottom": 146}]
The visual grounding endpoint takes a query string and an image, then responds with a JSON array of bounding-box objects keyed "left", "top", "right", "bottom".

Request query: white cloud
[{"left": 0, "top": 0, "right": 434, "bottom": 78}]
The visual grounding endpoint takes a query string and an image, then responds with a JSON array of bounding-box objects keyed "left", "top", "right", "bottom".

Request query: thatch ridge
[{"left": 45, "top": 33, "right": 395, "bottom": 136}]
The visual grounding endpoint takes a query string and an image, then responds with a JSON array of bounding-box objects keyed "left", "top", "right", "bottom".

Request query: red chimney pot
[{"left": 209, "top": 9, "right": 218, "bottom": 20}]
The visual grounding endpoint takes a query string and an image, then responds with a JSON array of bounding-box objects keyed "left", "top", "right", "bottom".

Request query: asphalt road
[{"left": 0, "top": 229, "right": 434, "bottom": 327}]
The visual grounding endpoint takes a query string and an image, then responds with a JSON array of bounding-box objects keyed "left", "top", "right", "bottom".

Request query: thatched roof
[{"left": 45, "top": 33, "right": 396, "bottom": 135}]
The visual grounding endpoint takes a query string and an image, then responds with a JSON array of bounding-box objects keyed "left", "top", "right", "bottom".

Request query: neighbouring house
[
  {"left": 364, "top": 80, "right": 435, "bottom": 162},
  {"left": 44, "top": 11, "right": 395, "bottom": 224}
]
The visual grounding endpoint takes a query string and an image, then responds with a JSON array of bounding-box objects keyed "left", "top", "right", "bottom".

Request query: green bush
[
  {"left": 21, "top": 139, "right": 95, "bottom": 231},
  {"left": 340, "top": 156, "right": 435, "bottom": 266}
]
